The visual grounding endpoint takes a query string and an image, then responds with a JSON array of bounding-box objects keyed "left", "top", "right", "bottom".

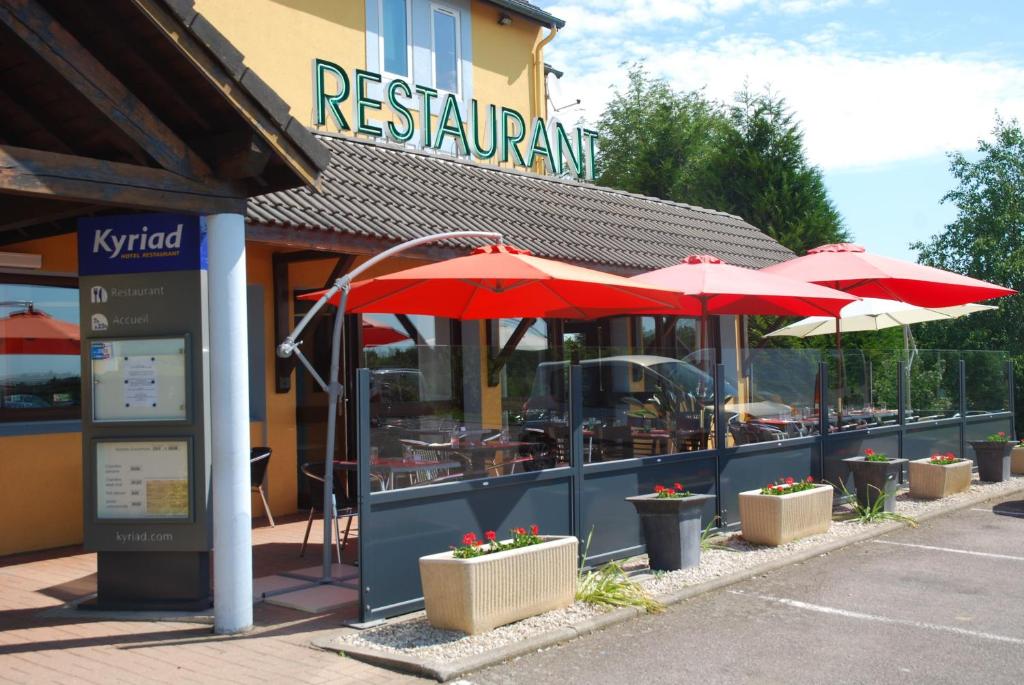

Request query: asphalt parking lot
[{"left": 466, "top": 493, "right": 1024, "bottom": 685}]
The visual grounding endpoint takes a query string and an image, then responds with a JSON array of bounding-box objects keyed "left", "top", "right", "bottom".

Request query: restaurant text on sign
[{"left": 313, "top": 59, "right": 598, "bottom": 180}]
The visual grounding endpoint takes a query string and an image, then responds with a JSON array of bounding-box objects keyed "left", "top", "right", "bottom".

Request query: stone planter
[
  {"left": 908, "top": 458, "right": 972, "bottom": 499},
  {"left": 842, "top": 457, "right": 908, "bottom": 512},
  {"left": 419, "top": 535, "right": 577, "bottom": 634},
  {"left": 738, "top": 485, "right": 833, "bottom": 546},
  {"left": 626, "top": 493, "right": 715, "bottom": 571},
  {"left": 1012, "top": 445, "right": 1024, "bottom": 475},
  {"left": 969, "top": 441, "right": 1015, "bottom": 482}
]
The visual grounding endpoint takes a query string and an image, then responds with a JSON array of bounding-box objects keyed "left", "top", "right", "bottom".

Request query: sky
[{"left": 540, "top": 0, "right": 1024, "bottom": 261}]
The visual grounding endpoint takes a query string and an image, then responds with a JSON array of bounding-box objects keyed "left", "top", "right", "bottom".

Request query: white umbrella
[{"left": 764, "top": 298, "right": 996, "bottom": 338}]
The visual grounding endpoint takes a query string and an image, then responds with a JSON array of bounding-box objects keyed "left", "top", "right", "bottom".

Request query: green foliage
[
  {"left": 576, "top": 529, "right": 663, "bottom": 612},
  {"left": 835, "top": 481, "right": 918, "bottom": 527},
  {"left": 910, "top": 116, "right": 1023, "bottom": 430},
  {"left": 595, "top": 65, "right": 850, "bottom": 258}
]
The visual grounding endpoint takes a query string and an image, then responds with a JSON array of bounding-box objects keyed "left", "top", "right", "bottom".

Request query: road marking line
[
  {"left": 731, "top": 591, "right": 1024, "bottom": 646},
  {"left": 970, "top": 507, "right": 1024, "bottom": 518},
  {"left": 871, "top": 540, "right": 1024, "bottom": 561}
]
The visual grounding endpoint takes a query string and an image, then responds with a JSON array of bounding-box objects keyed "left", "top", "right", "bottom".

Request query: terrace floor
[{"left": 0, "top": 515, "right": 421, "bottom": 684}]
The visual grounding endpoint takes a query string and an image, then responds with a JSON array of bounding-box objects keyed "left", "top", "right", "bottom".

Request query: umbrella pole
[{"left": 836, "top": 316, "right": 844, "bottom": 431}]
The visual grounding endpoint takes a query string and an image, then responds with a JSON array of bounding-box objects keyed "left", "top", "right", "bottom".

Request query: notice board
[
  {"left": 90, "top": 337, "right": 188, "bottom": 422},
  {"left": 95, "top": 439, "right": 190, "bottom": 520}
]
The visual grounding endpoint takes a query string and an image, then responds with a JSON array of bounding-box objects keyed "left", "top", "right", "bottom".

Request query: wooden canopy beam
[
  {"left": 0, "top": 144, "right": 245, "bottom": 214},
  {"left": 488, "top": 318, "right": 536, "bottom": 386},
  {"left": 0, "top": 0, "right": 214, "bottom": 182}
]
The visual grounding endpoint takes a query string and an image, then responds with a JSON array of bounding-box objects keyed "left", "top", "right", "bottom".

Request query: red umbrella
[
  {"left": 0, "top": 306, "right": 80, "bottom": 355},
  {"left": 760, "top": 243, "right": 1015, "bottom": 307},
  {"left": 302, "top": 244, "right": 680, "bottom": 319},
  {"left": 630, "top": 255, "right": 857, "bottom": 318},
  {"left": 361, "top": 316, "right": 410, "bottom": 347},
  {"left": 630, "top": 254, "right": 857, "bottom": 364}
]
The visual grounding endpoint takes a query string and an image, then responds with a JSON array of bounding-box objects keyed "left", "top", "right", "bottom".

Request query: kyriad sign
[{"left": 313, "top": 59, "right": 598, "bottom": 180}]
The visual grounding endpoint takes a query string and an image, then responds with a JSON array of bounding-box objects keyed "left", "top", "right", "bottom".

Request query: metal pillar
[{"left": 207, "top": 212, "right": 253, "bottom": 634}]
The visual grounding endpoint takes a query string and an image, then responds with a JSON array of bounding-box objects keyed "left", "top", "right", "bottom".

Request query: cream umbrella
[{"left": 764, "top": 298, "right": 997, "bottom": 339}]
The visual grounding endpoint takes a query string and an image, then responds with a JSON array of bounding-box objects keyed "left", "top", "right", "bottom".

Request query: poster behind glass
[
  {"left": 96, "top": 439, "right": 189, "bottom": 520},
  {"left": 90, "top": 337, "right": 187, "bottom": 422}
]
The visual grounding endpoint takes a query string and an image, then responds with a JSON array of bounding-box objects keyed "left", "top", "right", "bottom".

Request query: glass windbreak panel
[
  {"left": 381, "top": 0, "right": 409, "bottom": 76},
  {"left": 432, "top": 7, "right": 459, "bottom": 93},
  {"left": 905, "top": 349, "right": 960, "bottom": 422},
  {"left": 364, "top": 339, "right": 568, "bottom": 491},
  {"left": 569, "top": 346, "right": 715, "bottom": 461},
  {"left": 738, "top": 348, "right": 821, "bottom": 444},
  {"left": 829, "top": 348, "right": 877, "bottom": 432},
  {"left": 963, "top": 350, "right": 1010, "bottom": 415},
  {"left": 0, "top": 283, "right": 80, "bottom": 421},
  {"left": 864, "top": 349, "right": 901, "bottom": 426}
]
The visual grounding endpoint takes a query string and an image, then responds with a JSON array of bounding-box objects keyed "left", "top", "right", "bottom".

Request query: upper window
[
  {"left": 431, "top": 5, "right": 460, "bottom": 94},
  {"left": 380, "top": 0, "right": 411, "bottom": 77},
  {"left": 1, "top": 277, "right": 80, "bottom": 422}
]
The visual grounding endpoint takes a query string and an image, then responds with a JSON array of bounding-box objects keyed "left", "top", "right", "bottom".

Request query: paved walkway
[
  {"left": 467, "top": 493, "right": 1024, "bottom": 685},
  {"left": 0, "top": 515, "right": 419, "bottom": 685}
]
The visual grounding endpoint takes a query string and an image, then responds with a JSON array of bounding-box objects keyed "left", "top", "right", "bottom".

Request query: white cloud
[{"left": 546, "top": 30, "right": 1024, "bottom": 170}]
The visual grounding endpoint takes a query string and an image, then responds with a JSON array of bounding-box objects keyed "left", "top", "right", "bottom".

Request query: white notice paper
[{"left": 123, "top": 355, "right": 158, "bottom": 408}]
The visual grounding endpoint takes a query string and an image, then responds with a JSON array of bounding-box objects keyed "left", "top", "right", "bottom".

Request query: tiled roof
[
  {"left": 484, "top": 1, "right": 565, "bottom": 28},
  {"left": 247, "top": 134, "right": 795, "bottom": 272}
]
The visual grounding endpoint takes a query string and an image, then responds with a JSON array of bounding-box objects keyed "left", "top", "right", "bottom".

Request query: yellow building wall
[{"left": 195, "top": 0, "right": 545, "bottom": 138}]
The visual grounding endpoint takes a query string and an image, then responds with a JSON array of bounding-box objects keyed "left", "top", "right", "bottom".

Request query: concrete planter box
[
  {"left": 738, "top": 485, "right": 833, "bottom": 546},
  {"left": 842, "top": 457, "right": 908, "bottom": 512},
  {"left": 419, "top": 535, "right": 577, "bottom": 635},
  {"left": 626, "top": 493, "right": 715, "bottom": 571},
  {"left": 1012, "top": 445, "right": 1024, "bottom": 475},
  {"left": 908, "top": 458, "right": 972, "bottom": 499},
  {"left": 969, "top": 441, "right": 1015, "bottom": 482}
]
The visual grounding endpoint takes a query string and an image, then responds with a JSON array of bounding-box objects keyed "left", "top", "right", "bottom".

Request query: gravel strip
[{"left": 337, "top": 476, "right": 1023, "bottom": 664}]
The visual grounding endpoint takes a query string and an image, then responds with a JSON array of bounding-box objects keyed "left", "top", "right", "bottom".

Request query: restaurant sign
[{"left": 313, "top": 59, "right": 598, "bottom": 180}]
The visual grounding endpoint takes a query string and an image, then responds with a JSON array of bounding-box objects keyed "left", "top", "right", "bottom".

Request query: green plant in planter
[
  {"left": 929, "top": 452, "right": 963, "bottom": 466},
  {"left": 760, "top": 476, "right": 816, "bottom": 495},
  {"left": 836, "top": 482, "right": 918, "bottom": 527},
  {"left": 984, "top": 431, "right": 1010, "bottom": 442},
  {"left": 575, "top": 530, "right": 663, "bottom": 612},
  {"left": 654, "top": 482, "right": 692, "bottom": 499},
  {"left": 863, "top": 448, "right": 890, "bottom": 462}
]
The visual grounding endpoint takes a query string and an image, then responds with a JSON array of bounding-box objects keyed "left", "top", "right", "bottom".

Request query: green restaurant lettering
[{"left": 313, "top": 58, "right": 597, "bottom": 180}]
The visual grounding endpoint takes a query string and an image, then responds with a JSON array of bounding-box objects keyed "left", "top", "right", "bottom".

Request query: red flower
[
  {"left": 865, "top": 448, "right": 875, "bottom": 456},
  {"left": 674, "top": 482, "right": 684, "bottom": 491},
  {"left": 806, "top": 476, "right": 814, "bottom": 483},
  {"left": 664, "top": 489, "right": 676, "bottom": 496},
  {"left": 999, "top": 432, "right": 1006, "bottom": 437},
  {"left": 485, "top": 530, "right": 497, "bottom": 542},
  {"left": 515, "top": 527, "right": 526, "bottom": 536},
  {"left": 462, "top": 532, "right": 477, "bottom": 546},
  {"left": 785, "top": 476, "right": 794, "bottom": 485},
  {"left": 654, "top": 484, "right": 665, "bottom": 493},
  {"left": 530, "top": 524, "right": 539, "bottom": 535},
  {"left": 474, "top": 539, "right": 483, "bottom": 546},
  {"left": 946, "top": 452, "right": 955, "bottom": 458}
]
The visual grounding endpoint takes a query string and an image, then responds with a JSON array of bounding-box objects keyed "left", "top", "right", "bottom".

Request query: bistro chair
[
  {"left": 299, "top": 461, "right": 357, "bottom": 564},
  {"left": 250, "top": 447, "right": 274, "bottom": 527}
]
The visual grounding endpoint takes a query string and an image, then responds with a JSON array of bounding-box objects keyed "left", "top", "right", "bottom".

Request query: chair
[
  {"left": 594, "top": 425, "right": 633, "bottom": 461},
  {"left": 299, "top": 461, "right": 357, "bottom": 564},
  {"left": 250, "top": 447, "right": 274, "bottom": 527}
]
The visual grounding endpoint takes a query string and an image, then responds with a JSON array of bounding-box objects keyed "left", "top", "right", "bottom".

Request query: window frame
[
  {"left": 429, "top": 2, "right": 462, "bottom": 98},
  {"left": 0, "top": 272, "right": 81, "bottom": 423},
  {"left": 378, "top": 0, "right": 413, "bottom": 81}
]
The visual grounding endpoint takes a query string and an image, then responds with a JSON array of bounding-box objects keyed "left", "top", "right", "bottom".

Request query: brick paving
[{"left": 0, "top": 516, "right": 423, "bottom": 684}]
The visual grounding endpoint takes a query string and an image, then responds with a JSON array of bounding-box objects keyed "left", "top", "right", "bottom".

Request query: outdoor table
[{"left": 432, "top": 441, "right": 542, "bottom": 477}]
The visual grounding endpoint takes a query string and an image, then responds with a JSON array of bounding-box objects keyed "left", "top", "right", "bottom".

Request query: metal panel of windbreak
[{"left": 354, "top": 357, "right": 1016, "bottom": 623}]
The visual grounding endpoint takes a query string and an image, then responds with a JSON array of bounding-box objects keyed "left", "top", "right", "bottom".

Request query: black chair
[
  {"left": 250, "top": 447, "right": 274, "bottom": 526},
  {"left": 299, "top": 461, "right": 357, "bottom": 564}
]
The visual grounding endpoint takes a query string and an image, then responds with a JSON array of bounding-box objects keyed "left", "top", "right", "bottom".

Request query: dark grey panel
[
  {"left": 719, "top": 445, "right": 817, "bottom": 526},
  {"left": 362, "top": 477, "right": 573, "bottom": 620},
  {"left": 581, "top": 455, "right": 716, "bottom": 565},
  {"left": 246, "top": 284, "right": 266, "bottom": 421},
  {"left": 904, "top": 423, "right": 962, "bottom": 462}
]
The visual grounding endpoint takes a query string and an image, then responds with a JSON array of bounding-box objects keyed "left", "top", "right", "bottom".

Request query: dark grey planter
[
  {"left": 626, "top": 493, "right": 715, "bottom": 571},
  {"left": 970, "top": 441, "right": 1015, "bottom": 482},
  {"left": 842, "top": 457, "right": 908, "bottom": 512}
]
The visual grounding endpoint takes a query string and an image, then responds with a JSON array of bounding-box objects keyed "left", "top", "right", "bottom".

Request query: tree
[
  {"left": 911, "top": 117, "right": 1024, "bottom": 427},
  {"left": 595, "top": 65, "right": 729, "bottom": 201}
]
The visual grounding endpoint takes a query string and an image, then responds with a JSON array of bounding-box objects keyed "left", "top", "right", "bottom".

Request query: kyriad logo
[{"left": 78, "top": 214, "right": 207, "bottom": 276}]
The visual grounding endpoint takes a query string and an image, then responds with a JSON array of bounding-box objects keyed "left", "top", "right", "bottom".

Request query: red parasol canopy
[
  {"left": 630, "top": 255, "right": 857, "bottom": 317},
  {"left": 301, "top": 244, "right": 680, "bottom": 319},
  {"left": 0, "top": 307, "right": 80, "bottom": 355},
  {"left": 361, "top": 316, "right": 410, "bottom": 347},
  {"left": 760, "top": 243, "right": 1015, "bottom": 307}
]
